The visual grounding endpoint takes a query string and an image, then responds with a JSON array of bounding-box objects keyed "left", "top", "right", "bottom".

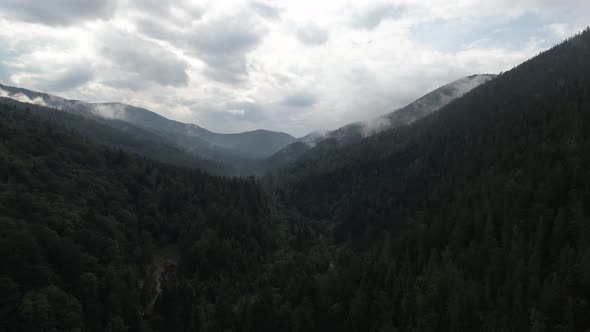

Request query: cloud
[
  {"left": 0, "top": 87, "right": 48, "bottom": 107},
  {"left": 100, "top": 30, "right": 190, "bottom": 88},
  {"left": 351, "top": 3, "right": 405, "bottom": 30},
  {"left": 187, "top": 12, "right": 267, "bottom": 84},
  {"left": 38, "top": 65, "right": 95, "bottom": 92},
  {"left": 131, "top": 0, "right": 205, "bottom": 41},
  {"left": 132, "top": 6, "right": 266, "bottom": 85},
  {"left": 250, "top": 2, "right": 282, "bottom": 19},
  {"left": 0, "top": 0, "right": 117, "bottom": 26},
  {"left": 91, "top": 103, "right": 129, "bottom": 121},
  {"left": 134, "top": 18, "right": 180, "bottom": 42},
  {"left": 297, "top": 24, "right": 329, "bottom": 46},
  {"left": 0, "top": 31, "right": 50, "bottom": 83},
  {"left": 361, "top": 116, "right": 392, "bottom": 137},
  {"left": 545, "top": 23, "right": 582, "bottom": 39},
  {"left": 359, "top": 74, "right": 495, "bottom": 136},
  {"left": 281, "top": 92, "right": 318, "bottom": 108},
  {"left": 0, "top": 67, "right": 8, "bottom": 82},
  {"left": 411, "top": 13, "right": 549, "bottom": 52},
  {"left": 449, "top": 74, "right": 495, "bottom": 97},
  {"left": 99, "top": 79, "right": 153, "bottom": 92},
  {"left": 0, "top": 32, "right": 96, "bottom": 93},
  {"left": 128, "top": 0, "right": 174, "bottom": 16},
  {"left": 0, "top": 0, "right": 588, "bottom": 136},
  {"left": 0, "top": 47, "right": 11, "bottom": 81}
]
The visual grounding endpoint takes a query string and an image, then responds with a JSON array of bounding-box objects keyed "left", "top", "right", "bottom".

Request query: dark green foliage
[
  {"left": 262, "top": 74, "right": 495, "bottom": 174},
  {"left": 0, "top": 106, "right": 273, "bottom": 331},
  {"left": 266, "top": 27, "right": 590, "bottom": 331}
]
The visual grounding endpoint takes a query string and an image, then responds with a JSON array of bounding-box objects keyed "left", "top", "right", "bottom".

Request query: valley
[{"left": 0, "top": 10, "right": 589, "bottom": 332}]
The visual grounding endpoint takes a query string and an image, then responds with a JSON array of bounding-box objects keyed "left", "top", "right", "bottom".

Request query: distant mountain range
[
  {"left": 0, "top": 74, "right": 495, "bottom": 175},
  {"left": 263, "top": 74, "right": 496, "bottom": 172},
  {"left": 0, "top": 96, "right": 234, "bottom": 174},
  {"left": 0, "top": 84, "right": 297, "bottom": 164}
]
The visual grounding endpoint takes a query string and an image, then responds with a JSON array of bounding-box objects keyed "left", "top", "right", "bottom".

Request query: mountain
[
  {"left": 268, "top": 28, "right": 590, "bottom": 330},
  {"left": 297, "top": 130, "right": 330, "bottom": 144},
  {"left": 88, "top": 102, "right": 297, "bottom": 160},
  {"left": 0, "top": 75, "right": 492, "bottom": 175},
  {"left": 323, "top": 74, "right": 496, "bottom": 143},
  {"left": 0, "top": 103, "right": 275, "bottom": 331},
  {"left": 0, "top": 84, "right": 297, "bottom": 163},
  {"left": 264, "top": 74, "right": 495, "bottom": 172},
  {"left": 0, "top": 97, "right": 231, "bottom": 174}
]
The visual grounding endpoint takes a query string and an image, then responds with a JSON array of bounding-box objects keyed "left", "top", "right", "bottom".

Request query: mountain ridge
[
  {"left": 0, "top": 96, "right": 232, "bottom": 174},
  {"left": 263, "top": 74, "right": 496, "bottom": 173},
  {"left": 0, "top": 83, "right": 297, "bottom": 162}
]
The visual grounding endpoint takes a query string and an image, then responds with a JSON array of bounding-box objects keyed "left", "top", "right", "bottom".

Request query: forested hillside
[
  {"left": 0, "top": 84, "right": 297, "bottom": 164},
  {"left": 2, "top": 26, "right": 590, "bottom": 332},
  {"left": 266, "top": 28, "right": 590, "bottom": 330},
  {"left": 263, "top": 74, "right": 495, "bottom": 174},
  {"left": 0, "top": 105, "right": 277, "bottom": 331},
  {"left": 0, "top": 98, "right": 231, "bottom": 175}
]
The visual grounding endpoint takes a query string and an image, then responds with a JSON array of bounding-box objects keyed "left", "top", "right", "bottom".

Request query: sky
[{"left": 0, "top": 0, "right": 588, "bottom": 136}]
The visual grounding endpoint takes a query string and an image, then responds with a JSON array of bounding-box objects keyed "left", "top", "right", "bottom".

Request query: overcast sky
[{"left": 0, "top": 0, "right": 588, "bottom": 136}]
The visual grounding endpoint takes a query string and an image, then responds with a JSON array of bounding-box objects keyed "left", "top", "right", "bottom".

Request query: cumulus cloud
[
  {"left": 297, "top": 23, "right": 329, "bottom": 46},
  {"left": 38, "top": 65, "right": 95, "bottom": 92},
  {"left": 0, "top": 0, "right": 117, "bottom": 26},
  {"left": 131, "top": 5, "right": 264, "bottom": 85},
  {"left": 187, "top": 12, "right": 267, "bottom": 84},
  {"left": 0, "top": 0, "right": 588, "bottom": 136},
  {"left": 100, "top": 30, "right": 190, "bottom": 88}
]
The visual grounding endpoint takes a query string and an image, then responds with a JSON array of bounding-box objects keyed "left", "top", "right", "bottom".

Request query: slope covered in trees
[
  {"left": 0, "top": 105, "right": 276, "bottom": 331},
  {"left": 265, "top": 28, "right": 590, "bottom": 330},
  {"left": 262, "top": 74, "right": 495, "bottom": 174},
  {"left": 0, "top": 98, "right": 231, "bottom": 175}
]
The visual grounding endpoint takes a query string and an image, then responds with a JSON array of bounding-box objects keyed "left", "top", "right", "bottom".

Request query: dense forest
[
  {"left": 0, "top": 97, "right": 230, "bottom": 175},
  {"left": 1, "top": 28, "right": 590, "bottom": 332},
  {"left": 268, "top": 27, "right": 590, "bottom": 331},
  {"left": 0, "top": 105, "right": 279, "bottom": 331}
]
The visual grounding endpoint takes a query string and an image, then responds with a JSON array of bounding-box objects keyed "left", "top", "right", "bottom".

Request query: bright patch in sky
[{"left": 0, "top": 0, "right": 587, "bottom": 136}]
